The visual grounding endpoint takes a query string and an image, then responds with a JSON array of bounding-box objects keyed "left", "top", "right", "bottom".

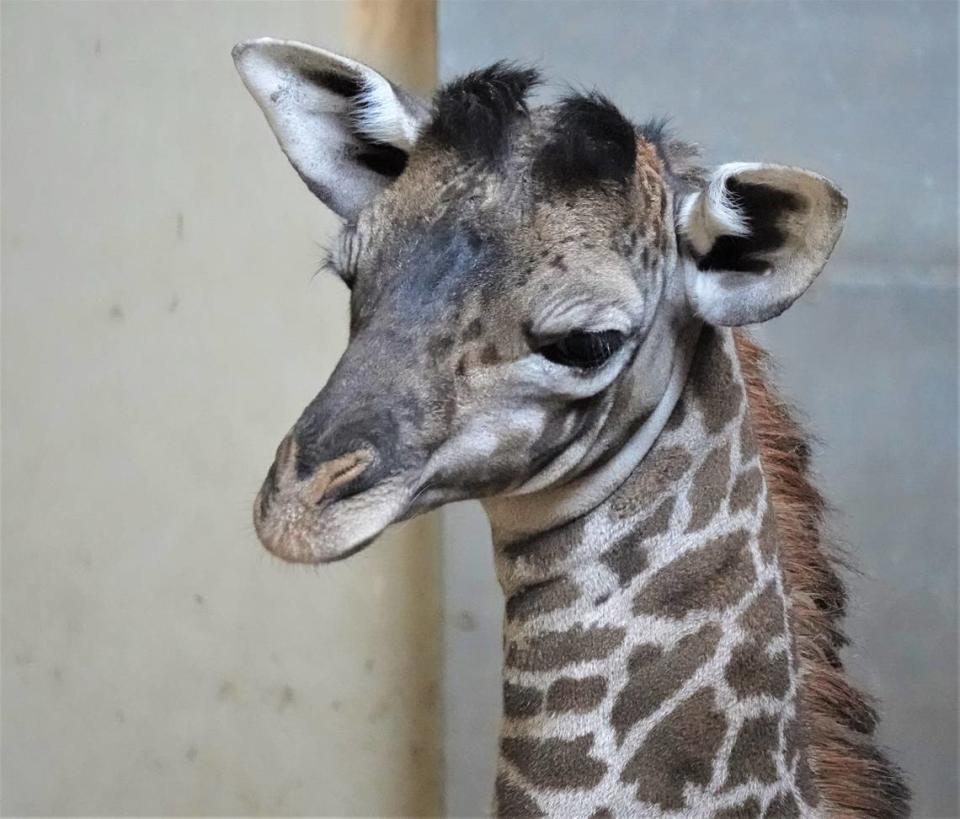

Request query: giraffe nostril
[{"left": 302, "top": 449, "right": 374, "bottom": 506}]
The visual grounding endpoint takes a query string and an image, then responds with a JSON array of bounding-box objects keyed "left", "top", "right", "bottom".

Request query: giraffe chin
[{"left": 252, "top": 476, "right": 412, "bottom": 564}]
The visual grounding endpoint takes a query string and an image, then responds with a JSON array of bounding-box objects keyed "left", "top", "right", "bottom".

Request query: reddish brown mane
[{"left": 734, "top": 331, "right": 910, "bottom": 819}]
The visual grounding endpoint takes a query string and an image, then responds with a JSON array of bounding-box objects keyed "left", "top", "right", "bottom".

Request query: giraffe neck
[{"left": 487, "top": 327, "right": 820, "bottom": 818}]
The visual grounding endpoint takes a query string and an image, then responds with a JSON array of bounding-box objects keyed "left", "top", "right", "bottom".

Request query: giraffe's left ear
[
  {"left": 233, "top": 38, "right": 429, "bottom": 220},
  {"left": 678, "top": 163, "right": 847, "bottom": 326}
]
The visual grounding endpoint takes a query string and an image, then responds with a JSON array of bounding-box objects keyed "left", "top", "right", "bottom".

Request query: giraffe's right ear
[
  {"left": 678, "top": 163, "right": 847, "bottom": 326},
  {"left": 233, "top": 38, "right": 430, "bottom": 220}
]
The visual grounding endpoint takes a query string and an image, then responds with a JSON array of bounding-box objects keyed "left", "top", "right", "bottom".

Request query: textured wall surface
[
  {"left": 1, "top": 2, "right": 441, "bottom": 815},
  {"left": 438, "top": 2, "right": 958, "bottom": 816}
]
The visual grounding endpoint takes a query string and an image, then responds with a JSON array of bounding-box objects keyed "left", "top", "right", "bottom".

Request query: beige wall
[{"left": 1, "top": 2, "right": 442, "bottom": 815}]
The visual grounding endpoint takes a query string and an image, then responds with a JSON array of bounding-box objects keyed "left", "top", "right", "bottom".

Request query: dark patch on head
[
  {"left": 611, "top": 624, "right": 721, "bottom": 744},
  {"left": 588, "top": 809, "right": 613, "bottom": 819},
  {"left": 495, "top": 773, "right": 545, "bottom": 818},
  {"left": 501, "top": 734, "right": 607, "bottom": 789},
  {"left": 535, "top": 92, "right": 636, "bottom": 191},
  {"left": 506, "top": 577, "right": 580, "bottom": 622},
  {"left": 545, "top": 675, "right": 607, "bottom": 714},
  {"left": 725, "top": 714, "right": 780, "bottom": 788},
  {"left": 696, "top": 181, "right": 806, "bottom": 274},
  {"left": 633, "top": 529, "right": 754, "bottom": 619},
  {"left": 506, "top": 624, "right": 625, "bottom": 672},
  {"left": 503, "top": 681, "right": 543, "bottom": 719},
  {"left": 685, "top": 442, "right": 732, "bottom": 533},
  {"left": 620, "top": 687, "right": 727, "bottom": 810},
  {"left": 428, "top": 62, "right": 540, "bottom": 160},
  {"left": 713, "top": 799, "right": 762, "bottom": 819}
]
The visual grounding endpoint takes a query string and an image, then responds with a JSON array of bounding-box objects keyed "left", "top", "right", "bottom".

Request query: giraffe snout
[{"left": 252, "top": 433, "right": 376, "bottom": 563}]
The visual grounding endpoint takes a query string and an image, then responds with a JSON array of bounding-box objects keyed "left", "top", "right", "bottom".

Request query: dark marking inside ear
[
  {"left": 535, "top": 93, "right": 636, "bottom": 191},
  {"left": 697, "top": 180, "right": 805, "bottom": 273},
  {"left": 301, "top": 68, "right": 363, "bottom": 99},
  {"left": 428, "top": 62, "right": 540, "bottom": 160},
  {"left": 354, "top": 141, "right": 408, "bottom": 178}
]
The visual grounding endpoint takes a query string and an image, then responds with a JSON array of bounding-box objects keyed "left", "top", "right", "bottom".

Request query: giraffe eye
[{"left": 538, "top": 329, "right": 625, "bottom": 369}]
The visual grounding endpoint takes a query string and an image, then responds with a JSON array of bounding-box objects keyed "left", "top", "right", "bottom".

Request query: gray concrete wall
[
  {"left": 1, "top": 2, "right": 442, "bottom": 815},
  {"left": 438, "top": 2, "right": 958, "bottom": 816}
]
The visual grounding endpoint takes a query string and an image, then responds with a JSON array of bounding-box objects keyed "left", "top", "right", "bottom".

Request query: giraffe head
[{"left": 234, "top": 39, "right": 846, "bottom": 563}]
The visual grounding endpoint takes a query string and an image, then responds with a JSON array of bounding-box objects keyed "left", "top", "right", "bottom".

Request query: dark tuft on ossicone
[
  {"left": 428, "top": 62, "right": 541, "bottom": 160},
  {"left": 534, "top": 92, "right": 637, "bottom": 191}
]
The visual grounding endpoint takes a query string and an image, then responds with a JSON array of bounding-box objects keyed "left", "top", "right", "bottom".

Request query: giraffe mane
[{"left": 733, "top": 330, "right": 911, "bottom": 819}]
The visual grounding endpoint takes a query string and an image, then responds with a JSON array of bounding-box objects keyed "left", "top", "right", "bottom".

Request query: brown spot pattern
[
  {"left": 611, "top": 624, "right": 721, "bottom": 743},
  {"left": 688, "top": 327, "right": 743, "bottom": 434},
  {"left": 633, "top": 529, "right": 754, "bottom": 619},
  {"left": 763, "top": 792, "right": 799, "bottom": 818},
  {"left": 729, "top": 466, "right": 763, "bottom": 514},
  {"left": 601, "top": 497, "right": 674, "bottom": 586},
  {"left": 495, "top": 773, "right": 545, "bottom": 818},
  {"left": 480, "top": 342, "right": 502, "bottom": 364},
  {"left": 738, "top": 409, "right": 758, "bottom": 461},
  {"left": 503, "top": 519, "right": 582, "bottom": 568},
  {"left": 725, "top": 714, "right": 780, "bottom": 787},
  {"left": 545, "top": 675, "right": 607, "bottom": 714},
  {"left": 725, "top": 642, "right": 791, "bottom": 699},
  {"left": 503, "top": 681, "right": 543, "bottom": 719},
  {"left": 506, "top": 577, "right": 580, "bottom": 623},
  {"left": 714, "top": 799, "right": 762, "bottom": 819},
  {"left": 685, "top": 442, "right": 732, "bottom": 532},
  {"left": 500, "top": 734, "right": 607, "bottom": 789},
  {"left": 506, "top": 624, "right": 626, "bottom": 672},
  {"left": 739, "top": 582, "right": 786, "bottom": 638},
  {"left": 621, "top": 688, "right": 727, "bottom": 810},
  {"left": 610, "top": 445, "right": 692, "bottom": 519},
  {"left": 757, "top": 504, "right": 778, "bottom": 563},
  {"left": 664, "top": 396, "right": 687, "bottom": 432}
]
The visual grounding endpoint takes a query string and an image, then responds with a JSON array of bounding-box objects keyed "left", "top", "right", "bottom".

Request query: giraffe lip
[{"left": 253, "top": 474, "right": 411, "bottom": 564}]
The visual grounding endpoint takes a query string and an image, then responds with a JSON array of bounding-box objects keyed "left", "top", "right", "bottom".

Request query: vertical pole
[{"left": 345, "top": 3, "right": 443, "bottom": 815}]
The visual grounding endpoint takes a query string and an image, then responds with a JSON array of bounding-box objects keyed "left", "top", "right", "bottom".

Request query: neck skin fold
[{"left": 485, "top": 327, "right": 820, "bottom": 818}]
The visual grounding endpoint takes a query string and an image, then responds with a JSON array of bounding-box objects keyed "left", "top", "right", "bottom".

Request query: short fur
[
  {"left": 534, "top": 92, "right": 637, "bottom": 190},
  {"left": 427, "top": 62, "right": 541, "bottom": 160},
  {"left": 734, "top": 331, "right": 911, "bottom": 819}
]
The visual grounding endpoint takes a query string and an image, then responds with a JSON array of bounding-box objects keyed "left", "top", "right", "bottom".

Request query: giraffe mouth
[{"left": 252, "top": 437, "right": 414, "bottom": 563}]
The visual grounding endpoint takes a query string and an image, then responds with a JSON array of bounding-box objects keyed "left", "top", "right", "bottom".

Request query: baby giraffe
[{"left": 234, "top": 39, "right": 909, "bottom": 818}]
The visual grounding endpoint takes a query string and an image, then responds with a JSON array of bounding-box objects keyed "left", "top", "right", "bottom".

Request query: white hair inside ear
[
  {"left": 678, "top": 162, "right": 755, "bottom": 256},
  {"left": 678, "top": 162, "right": 847, "bottom": 327},
  {"left": 352, "top": 72, "right": 423, "bottom": 151},
  {"left": 232, "top": 38, "right": 430, "bottom": 219}
]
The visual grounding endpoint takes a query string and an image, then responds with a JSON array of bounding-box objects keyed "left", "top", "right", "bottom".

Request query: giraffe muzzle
[{"left": 252, "top": 434, "right": 402, "bottom": 563}]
